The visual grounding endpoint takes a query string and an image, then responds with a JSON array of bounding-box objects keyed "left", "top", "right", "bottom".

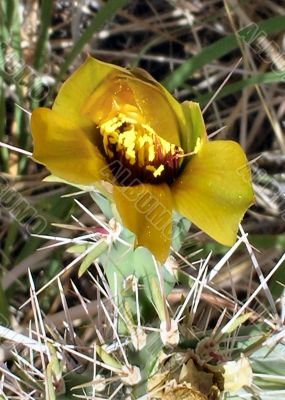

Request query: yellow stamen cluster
[{"left": 99, "top": 113, "right": 183, "bottom": 179}]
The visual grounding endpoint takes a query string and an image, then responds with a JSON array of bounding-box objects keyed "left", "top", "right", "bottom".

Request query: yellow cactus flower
[{"left": 31, "top": 57, "right": 254, "bottom": 262}]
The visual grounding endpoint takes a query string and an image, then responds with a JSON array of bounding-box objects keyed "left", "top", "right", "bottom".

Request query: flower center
[{"left": 99, "top": 112, "right": 184, "bottom": 186}]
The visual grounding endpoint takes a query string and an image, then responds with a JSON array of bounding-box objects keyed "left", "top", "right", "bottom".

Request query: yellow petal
[
  {"left": 113, "top": 183, "right": 173, "bottom": 262},
  {"left": 52, "top": 56, "right": 130, "bottom": 130},
  {"left": 131, "top": 67, "right": 186, "bottom": 146},
  {"left": 130, "top": 69, "right": 208, "bottom": 153},
  {"left": 181, "top": 101, "right": 208, "bottom": 153},
  {"left": 126, "top": 77, "right": 181, "bottom": 146},
  {"left": 54, "top": 56, "right": 181, "bottom": 147},
  {"left": 130, "top": 72, "right": 208, "bottom": 155},
  {"left": 31, "top": 108, "right": 111, "bottom": 184},
  {"left": 82, "top": 66, "right": 181, "bottom": 147},
  {"left": 82, "top": 74, "right": 136, "bottom": 124},
  {"left": 172, "top": 141, "right": 255, "bottom": 246}
]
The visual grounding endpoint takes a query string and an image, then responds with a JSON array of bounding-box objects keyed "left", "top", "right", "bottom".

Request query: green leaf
[
  {"left": 43, "top": 174, "right": 96, "bottom": 192},
  {"left": 197, "top": 71, "right": 285, "bottom": 106},
  {"left": 163, "top": 16, "right": 285, "bottom": 91},
  {"left": 0, "top": 279, "right": 9, "bottom": 323},
  {"left": 220, "top": 312, "right": 253, "bottom": 335},
  {"left": 96, "top": 345, "right": 122, "bottom": 370},
  {"left": 250, "top": 234, "right": 285, "bottom": 251},
  {"left": 247, "top": 235, "right": 285, "bottom": 299},
  {"left": 251, "top": 343, "right": 285, "bottom": 380},
  {"left": 128, "top": 331, "right": 163, "bottom": 397},
  {"left": 100, "top": 230, "right": 136, "bottom": 289},
  {"left": 90, "top": 191, "right": 114, "bottom": 220},
  {"left": 172, "top": 213, "right": 191, "bottom": 252},
  {"left": 0, "top": 49, "right": 7, "bottom": 170},
  {"left": 247, "top": 343, "right": 285, "bottom": 399},
  {"left": 228, "top": 327, "right": 285, "bottom": 399},
  {"left": 99, "top": 231, "right": 137, "bottom": 333},
  {"left": 33, "top": 0, "right": 53, "bottom": 72},
  {"left": 99, "top": 231, "right": 175, "bottom": 331},
  {"left": 133, "top": 247, "right": 175, "bottom": 321},
  {"left": 66, "top": 244, "right": 93, "bottom": 254},
  {"left": 78, "top": 240, "right": 108, "bottom": 277},
  {"left": 134, "top": 247, "right": 175, "bottom": 297}
]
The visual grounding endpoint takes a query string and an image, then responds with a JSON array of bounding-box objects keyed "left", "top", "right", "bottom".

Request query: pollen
[
  {"left": 193, "top": 137, "right": 202, "bottom": 154},
  {"left": 153, "top": 164, "right": 165, "bottom": 177},
  {"left": 99, "top": 112, "right": 184, "bottom": 185}
]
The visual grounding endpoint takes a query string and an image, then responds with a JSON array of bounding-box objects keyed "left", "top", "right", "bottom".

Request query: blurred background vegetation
[{"left": 0, "top": 1, "right": 285, "bottom": 399}]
